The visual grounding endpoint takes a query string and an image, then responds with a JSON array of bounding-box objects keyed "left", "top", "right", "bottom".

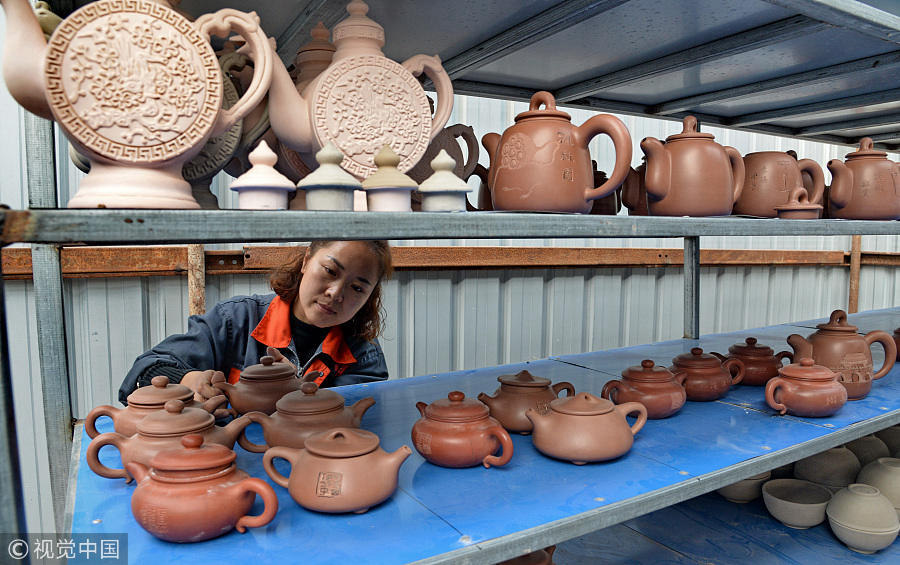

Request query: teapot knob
[
  {"left": 448, "top": 391, "right": 465, "bottom": 402},
  {"left": 301, "top": 382, "right": 319, "bottom": 395},
  {"left": 800, "top": 358, "right": 815, "bottom": 367},
  {"left": 691, "top": 347, "right": 704, "bottom": 356},
  {"left": 828, "top": 309, "right": 848, "bottom": 325},
  {"left": 260, "top": 355, "right": 275, "bottom": 366},
  {"left": 165, "top": 399, "right": 185, "bottom": 413},
  {"left": 181, "top": 434, "right": 204, "bottom": 449},
  {"left": 681, "top": 115, "right": 698, "bottom": 133},
  {"left": 151, "top": 375, "right": 170, "bottom": 388},
  {"left": 641, "top": 360, "right": 655, "bottom": 369},
  {"left": 745, "top": 337, "right": 757, "bottom": 346}
]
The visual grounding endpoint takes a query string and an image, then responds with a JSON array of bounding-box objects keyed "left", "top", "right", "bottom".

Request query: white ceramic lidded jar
[
  {"left": 417, "top": 150, "right": 472, "bottom": 212},
  {"left": 296, "top": 143, "right": 361, "bottom": 211},
  {"left": 362, "top": 146, "right": 417, "bottom": 211},
  {"left": 230, "top": 141, "right": 296, "bottom": 209}
]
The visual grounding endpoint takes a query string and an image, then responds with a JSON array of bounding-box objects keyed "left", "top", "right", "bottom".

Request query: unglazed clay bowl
[
  {"left": 827, "top": 484, "right": 900, "bottom": 553},
  {"left": 762, "top": 479, "right": 832, "bottom": 529},
  {"left": 845, "top": 435, "right": 890, "bottom": 467},
  {"left": 875, "top": 425, "right": 900, "bottom": 454},
  {"left": 856, "top": 458, "right": 900, "bottom": 517},
  {"left": 716, "top": 471, "right": 771, "bottom": 503},
  {"left": 793, "top": 447, "right": 860, "bottom": 491}
]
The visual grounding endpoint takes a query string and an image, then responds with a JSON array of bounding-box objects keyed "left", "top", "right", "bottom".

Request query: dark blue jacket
[{"left": 119, "top": 293, "right": 388, "bottom": 403}]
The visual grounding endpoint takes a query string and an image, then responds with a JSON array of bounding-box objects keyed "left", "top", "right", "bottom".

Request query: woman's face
[{"left": 293, "top": 241, "right": 381, "bottom": 328}]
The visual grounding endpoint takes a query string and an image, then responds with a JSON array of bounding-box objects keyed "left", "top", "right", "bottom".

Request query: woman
[{"left": 119, "top": 240, "right": 392, "bottom": 404}]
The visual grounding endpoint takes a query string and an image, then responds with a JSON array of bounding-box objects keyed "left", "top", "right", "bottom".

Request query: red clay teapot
[
  {"left": 827, "top": 138, "right": 900, "bottom": 220},
  {"left": 765, "top": 358, "right": 847, "bottom": 418},
  {"left": 601, "top": 360, "right": 687, "bottom": 419},
  {"left": 670, "top": 348, "right": 744, "bottom": 401},
  {"left": 787, "top": 309, "right": 896, "bottom": 400},
  {"left": 640, "top": 116, "right": 744, "bottom": 216},
  {"left": 621, "top": 160, "right": 649, "bottom": 216},
  {"left": 263, "top": 428, "right": 410, "bottom": 514},
  {"left": 86, "top": 376, "right": 227, "bottom": 438},
  {"left": 86, "top": 400, "right": 251, "bottom": 482},
  {"left": 212, "top": 356, "right": 305, "bottom": 415},
  {"left": 527, "top": 392, "right": 646, "bottom": 465},
  {"left": 712, "top": 338, "right": 793, "bottom": 386},
  {"left": 481, "top": 91, "right": 632, "bottom": 213},
  {"left": 412, "top": 391, "right": 513, "bottom": 468},
  {"left": 735, "top": 151, "right": 825, "bottom": 217},
  {"left": 126, "top": 434, "right": 278, "bottom": 542},
  {"left": 238, "top": 382, "right": 375, "bottom": 452},
  {"left": 477, "top": 370, "right": 574, "bottom": 434}
]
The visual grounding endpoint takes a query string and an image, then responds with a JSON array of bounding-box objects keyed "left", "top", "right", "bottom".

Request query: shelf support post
[
  {"left": 684, "top": 236, "right": 700, "bottom": 339},
  {"left": 849, "top": 234, "right": 861, "bottom": 313}
]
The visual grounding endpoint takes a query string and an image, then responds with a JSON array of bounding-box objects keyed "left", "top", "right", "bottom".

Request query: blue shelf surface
[{"left": 70, "top": 310, "right": 900, "bottom": 564}]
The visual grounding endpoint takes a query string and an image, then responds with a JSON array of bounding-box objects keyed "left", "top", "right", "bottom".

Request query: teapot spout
[
  {"left": 383, "top": 445, "right": 412, "bottom": 474},
  {"left": 525, "top": 407, "right": 548, "bottom": 432},
  {"left": 476, "top": 391, "right": 497, "bottom": 409},
  {"left": 0, "top": 0, "right": 52, "bottom": 119},
  {"left": 266, "top": 45, "right": 313, "bottom": 154},
  {"left": 786, "top": 334, "right": 812, "bottom": 359},
  {"left": 350, "top": 396, "right": 375, "bottom": 425},
  {"left": 639, "top": 137, "right": 670, "bottom": 201},
  {"left": 221, "top": 414, "right": 253, "bottom": 446},
  {"left": 826, "top": 159, "right": 853, "bottom": 210},
  {"left": 481, "top": 132, "right": 500, "bottom": 164},
  {"left": 124, "top": 461, "right": 149, "bottom": 483}
]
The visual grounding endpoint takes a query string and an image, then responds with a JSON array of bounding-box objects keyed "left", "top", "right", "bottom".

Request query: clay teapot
[
  {"left": 482, "top": 91, "right": 632, "bottom": 213},
  {"left": 85, "top": 376, "right": 227, "bottom": 438},
  {"left": 711, "top": 337, "right": 793, "bottom": 386},
  {"left": 212, "top": 355, "right": 305, "bottom": 415},
  {"left": 601, "top": 360, "right": 687, "bottom": 419},
  {"left": 237, "top": 382, "right": 375, "bottom": 452},
  {"left": 412, "top": 391, "right": 513, "bottom": 468},
  {"left": 266, "top": 0, "right": 453, "bottom": 179},
  {"left": 86, "top": 400, "right": 251, "bottom": 482},
  {"left": 765, "top": 358, "right": 847, "bottom": 417},
  {"left": 735, "top": 151, "right": 825, "bottom": 217},
  {"left": 126, "top": 434, "right": 278, "bottom": 542},
  {"left": 526, "top": 392, "right": 646, "bottom": 465},
  {"left": 670, "top": 348, "right": 745, "bottom": 401},
  {"left": 827, "top": 138, "right": 900, "bottom": 220},
  {"left": 263, "top": 428, "right": 410, "bottom": 514},
  {"left": 477, "top": 370, "right": 575, "bottom": 434},
  {"left": 787, "top": 309, "right": 896, "bottom": 400},
  {"left": 0, "top": 0, "right": 272, "bottom": 208},
  {"left": 640, "top": 116, "right": 745, "bottom": 216},
  {"left": 589, "top": 162, "right": 622, "bottom": 215},
  {"left": 621, "top": 159, "right": 649, "bottom": 215}
]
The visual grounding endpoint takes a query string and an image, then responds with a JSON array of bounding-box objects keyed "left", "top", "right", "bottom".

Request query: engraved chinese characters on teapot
[
  {"left": 736, "top": 151, "right": 825, "bottom": 217},
  {"left": 765, "top": 358, "right": 847, "bottom": 418},
  {"left": 827, "top": 138, "right": 900, "bottom": 220},
  {"left": 482, "top": 91, "right": 632, "bottom": 213},
  {"left": 0, "top": 0, "right": 273, "bottom": 208}
]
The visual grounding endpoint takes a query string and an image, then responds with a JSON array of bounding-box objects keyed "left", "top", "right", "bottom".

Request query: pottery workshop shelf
[{"left": 68, "top": 308, "right": 900, "bottom": 564}]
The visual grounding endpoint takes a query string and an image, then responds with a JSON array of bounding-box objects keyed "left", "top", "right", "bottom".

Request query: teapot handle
[
  {"left": 445, "top": 124, "right": 480, "bottom": 180},
  {"left": 552, "top": 381, "right": 575, "bottom": 398},
  {"left": 724, "top": 146, "right": 745, "bottom": 204},
  {"left": 262, "top": 446, "right": 298, "bottom": 489},
  {"left": 194, "top": 10, "right": 273, "bottom": 137},
  {"left": 722, "top": 357, "right": 745, "bottom": 386},
  {"left": 402, "top": 55, "right": 453, "bottom": 141},
  {"left": 614, "top": 402, "right": 647, "bottom": 435},
  {"left": 764, "top": 377, "right": 787, "bottom": 415},
  {"left": 600, "top": 380, "right": 621, "bottom": 403},
  {"left": 236, "top": 412, "right": 270, "bottom": 453},
  {"left": 776, "top": 351, "right": 794, "bottom": 366},
  {"left": 797, "top": 159, "right": 825, "bottom": 206},
  {"left": 85, "top": 432, "right": 131, "bottom": 482},
  {"left": 865, "top": 330, "right": 897, "bottom": 380},
  {"left": 84, "top": 405, "right": 120, "bottom": 439},
  {"left": 482, "top": 425, "right": 513, "bottom": 468},
  {"left": 577, "top": 115, "right": 633, "bottom": 202},
  {"left": 232, "top": 477, "right": 279, "bottom": 532}
]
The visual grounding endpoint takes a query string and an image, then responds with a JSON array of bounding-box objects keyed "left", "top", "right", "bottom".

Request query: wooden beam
[
  {"left": 849, "top": 234, "right": 861, "bottom": 313},
  {"left": 187, "top": 244, "right": 205, "bottom": 316}
]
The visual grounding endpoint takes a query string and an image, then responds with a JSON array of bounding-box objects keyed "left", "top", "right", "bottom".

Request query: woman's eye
[
  {"left": 323, "top": 266, "right": 336, "bottom": 275},
  {"left": 352, "top": 285, "right": 364, "bottom": 293}
]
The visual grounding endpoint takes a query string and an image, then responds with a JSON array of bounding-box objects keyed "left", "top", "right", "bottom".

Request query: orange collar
[{"left": 251, "top": 295, "right": 357, "bottom": 365}]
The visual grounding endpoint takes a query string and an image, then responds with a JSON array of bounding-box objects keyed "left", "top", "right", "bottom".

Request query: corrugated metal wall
[{"left": 2, "top": 21, "right": 899, "bottom": 530}]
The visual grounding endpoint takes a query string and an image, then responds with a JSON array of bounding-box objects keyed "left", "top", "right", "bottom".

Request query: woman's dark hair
[{"left": 269, "top": 240, "right": 393, "bottom": 341}]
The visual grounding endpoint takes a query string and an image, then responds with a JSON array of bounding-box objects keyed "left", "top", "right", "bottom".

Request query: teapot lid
[
  {"left": 127, "top": 375, "right": 193, "bottom": 407},
  {"left": 304, "top": 428, "right": 379, "bottom": 458},
  {"left": 845, "top": 137, "right": 887, "bottom": 160},
  {"left": 423, "top": 391, "right": 489, "bottom": 422},
  {"left": 774, "top": 187, "right": 822, "bottom": 214},
  {"left": 361, "top": 145, "right": 418, "bottom": 190},
  {"left": 294, "top": 22, "right": 336, "bottom": 62},
  {"left": 332, "top": 0, "right": 385, "bottom": 51},
  {"left": 276, "top": 382, "right": 345, "bottom": 415},
  {"left": 665, "top": 116, "right": 714, "bottom": 142},
  {"left": 498, "top": 370, "right": 551, "bottom": 388},
  {"left": 149, "top": 434, "right": 235, "bottom": 472},
  {"left": 514, "top": 91, "right": 571, "bottom": 122},
  {"left": 815, "top": 309, "right": 858, "bottom": 332},
  {"left": 137, "top": 400, "right": 213, "bottom": 436},
  {"left": 622, "top": 360, "right": 674, "bottom": 381},
  {"left": 729, "top": 337, "right": 774, "bottom": 357},
  {"left": 240, "top": 355, "right": 297, "bottom": 381},
  {"left": 672, "top": 347, "right": 723, "bottom": 368},
  {"left": 779, "top": 358, "right": 837, "bottom": 381},
  {"left": 550, "top": 392, "right": 614, "bottom": 415}
]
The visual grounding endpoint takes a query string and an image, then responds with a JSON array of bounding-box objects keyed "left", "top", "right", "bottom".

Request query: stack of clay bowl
[
  {"left": 793, "top": 446, "right": 861, "bottom": 493},
  {"left": 716, "top": 471, "right": 772, "bottom": 503},
  {"left": 875, "top": 424, "right": 900, "bottom": 456},
  {"left": 856, "top": 457, "right": 900, "bottom": 518},
  {"left": 827, "top": 484, "right": 900, "bottom": 553},
  {"left": 845, "top": 435, "right": 891, "bottom": 467},
  {"left": 762, "top": 478, "right": 832, "bottom": 529}
]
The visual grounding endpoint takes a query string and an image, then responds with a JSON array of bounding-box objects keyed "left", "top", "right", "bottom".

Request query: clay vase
[
  {"left": 126, "top": 434, "right": 278, "bottom": 543},
  {"left": 526, "top": 392, "right": 646, "bottom": 465},
  {"left": 764, "top": 358, "right": 847, "bottom": 417},
  {"left": 263, "top": 428, "right": 411, "bottom": 514},
  {"left": 712, "top": 337, "right": 793, "bottom": 386},
  {"left": 787, "top": 309, "right": 896, "bottom": 400},
  {"left": 845, "top": 435, "right": 891, "bottom": 467},
  {"left": 482, "top": 90, "right": 632, "bottom": 213},
  {"left": 670, "top": 348, "right": 745, "bottom": 401},
  {"left": 621, "top": 160, "right": 649, "bottom": 216},
  {"left": 0, "top": 0, "right": 273, "bottom": 208},
  {"left": 266, "top": 0, "right": 454, "bottom": 179},
  {"left": 827, "top": 138, "right": 900, "bottom": 220},
  {"left": 640, "top": 116, "right": 745, "bottom": 216},
  {"left": 238, "top": 382, "right": 375, "bottom": 452},
  {"left": 412, "top": 391, "right": 513, "bottom": 468},
  {"left": 85, "top": 376, "right": 227, "bottom": 438},
  {"left": 498, "top": 546, "right": 556, "bottom": 565},
  {"left": 794, "top": 447, "right": 861, "bottom": 492},
  {"left": 212, "top": 356, "right": 304, "bottom": 415},
  {"left": 477, "top": 370, "right": 575, "bottom": 434},
  {"left": 735, "top": 151, "right": 825, "bottom": 217},
  {"left": 601, "top": 360, "right": 687, "bottom": 419},
  {"left": 86, "top": 400, "right": 251, "bottom": 483}
]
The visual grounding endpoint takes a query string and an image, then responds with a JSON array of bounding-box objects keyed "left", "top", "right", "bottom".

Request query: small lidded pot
[
  {"left": 526, "top": 392, "right": 647, "bottom": 465},
  {"left": 715, "top": 337, "right": 793, "bottom": 386},
  {"left": 670, "top": 348, "right": 744, "bottom": 401},
  {"left": 765, "top": 358, "right": 847, "bottom": 417},
  {"left": 85, "top": 375, "right": 227, "bottom": 438},
  {"left": 412, "top": 391, "right": 513, "bottom": 468},
  {"left": 238, "top": 382, "right": 375, "bottom": 452},
  {"left": 477, "top": 370, "right": 575, "bottom": 434},
  {"left": 601, "top": 360, "right": 687, "bottom": 419},
  {"left": 126, "top": 434, "right": 278, "bottom": 543},
  {"left": 212, "top": 355, "right": 303, "bottom": 415},
  {"left": 263, "top": 428, "right": 411, "bottom": 514}
]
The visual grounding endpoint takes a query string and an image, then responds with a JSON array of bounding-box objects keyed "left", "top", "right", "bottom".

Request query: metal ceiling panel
[{"left": 767, "top": 100, "right": 900, "bottom": 128}]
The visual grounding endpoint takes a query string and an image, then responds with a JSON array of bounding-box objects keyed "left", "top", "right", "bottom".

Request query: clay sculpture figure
[
  {"left": 712, "top": 337, "right": 793, "bottom": 386},
  {"left": 478, "top": 370, "right": 575, "bottom": 433},
  {"left": 601, "top": 360, "right": 687, "bottom": 419},
  {"left": 212, "top": 355, "right": 305, "bottom": 416},
  {"left": 765, "top": 358, "right": 847, "bottom": 417},
  {"left": 670, "top": 348, "right": 744, "bottom": 401},
  {"left": 736, "top": 151, "right": 824, "bottom": 217},
  {"left": 827, "top": 138, "right": 900, "bottom": 220}
]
